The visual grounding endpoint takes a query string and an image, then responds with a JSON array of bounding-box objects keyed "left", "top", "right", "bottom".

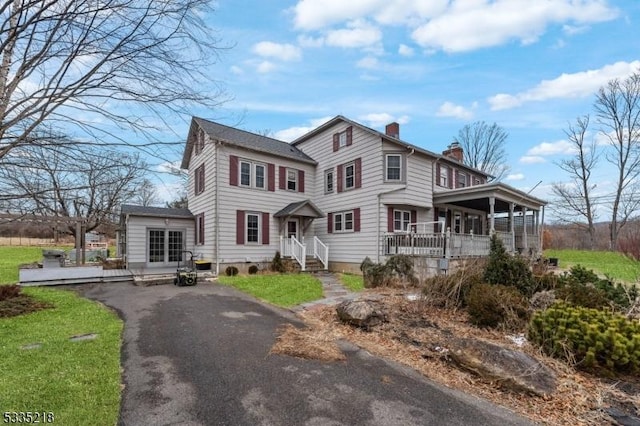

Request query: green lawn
[
  {"left": 544, "top": 249, "right": 640, "bottom": 283},
  {"left": 218, "top": 274, "right": 324, "bottom": 307},
  {"left": 0, "top": 288, "right": 122, "bottom": 425},
  {"left": 0, "top": 246, "right": 71, "bottom": 284},
  {"left": 339, "top": 273, "right": 364, "bottom": 291}
]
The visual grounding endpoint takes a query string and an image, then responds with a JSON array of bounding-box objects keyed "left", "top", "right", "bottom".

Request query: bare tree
[
  {"left": 0, "top": 0, "right": 225, "bottom": 160},
  {"left": 551, "top": 115, "right": 598, "bottom": 248},
  {"left": 0, "top": 143, "right": 147, "bottom": 242},
  {"left": 453, "top": 121, "right": 509, "bottom": 181},
  {"left": 133, "top": 179, "right": 161, "bottom": 207},
  {"left": 594, "top": 71, "right": 640, "bottom": 250}
]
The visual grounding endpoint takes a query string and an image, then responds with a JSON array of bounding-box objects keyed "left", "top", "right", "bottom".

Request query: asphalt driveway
[{"left": 78, "top": 281, "right": 534, "bottom": 426}]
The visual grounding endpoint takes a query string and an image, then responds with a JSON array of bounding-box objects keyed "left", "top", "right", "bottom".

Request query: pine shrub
[
  {"left": 466, "top": 283, "right": 530, "bottom": 329},
  {"left": 529, "top": 303, "right": 640, "bottom": 374},
  {"left": 248, "top": 265, "right": 259, "bottom": 275},
  {"left": 483, "top": 234, "right": 536, "bottom": 296},
  {"left": 556, "top": 265, "right": 638, "bottom": 311},
  {"left": 225, "top": 266, "right": 239, "bottom": 276}
]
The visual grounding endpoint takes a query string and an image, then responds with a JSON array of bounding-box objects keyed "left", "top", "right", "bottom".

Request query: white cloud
[
  {"left": 358, "top": 112, "right": 409, "bottom": 128},
  {"left": 489, "top": 60, "right": 640, "bottom": 110},
  {"left": 274, "top": 116, "right": 334, "bottom": 142},
  {"left": 436, "top": 101, "right": 475, "bottom": 120},
  {"left": 325, "top": 20, "right": 382, "bottom": 49},
  {"left": 527, "top": 140, "right": 577, "bottom": 156},
  {"left": 506, "top": 173, "right": 525, "bottom": 181},
  {"left": 156, "top": 161, "right": 182, "bottom": 174},
  {"left": 297, "top": 35, "right": 325, "bottom": 48},
  {"left": 256, "top": 61, "right": 276, "bottom": 73},
  {"left": 520, "top": 156, "right": 546, "bottom": 164},
  {"left": 253, "top": 41, "right": 302, "bottom": 61},
  {"left": 398, "top": 44, "right": 414, "bottom": 56},
  {"left": 562, "top": 24, "right": 589, "bottom": 35},
  {"left": 230, "top": 65, "right": 243, "bottom": 75},
  {"left": 357, "top": 56, "right": 379, "bottom": 69},
  {"left": 410, "top": 0, "right": 618, "bottom": 52}
]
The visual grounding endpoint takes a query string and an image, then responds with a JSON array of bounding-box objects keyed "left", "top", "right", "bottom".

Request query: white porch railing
[
  {"left": 381, "top": 233, "right": 446, "bottom": 257},
  {"left": 313, "top": 236, "right": 329, "bottom": 269},
  {"left": 289, "top": 236, "right": 306, "bottom": 271}
]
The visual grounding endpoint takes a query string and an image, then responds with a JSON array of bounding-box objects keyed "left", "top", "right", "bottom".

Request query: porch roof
[
  {"left": 121, "top": 204, "right": 194, "bottom": 219},
  {"left": 433, "top": 182, "right": 547, "bottom": 212},
  {"left": 273, "top": 200, "right": 324, "bottom": 218}
]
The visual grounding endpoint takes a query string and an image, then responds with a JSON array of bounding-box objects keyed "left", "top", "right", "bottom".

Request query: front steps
[{"left": 283, "top": 256, "right": 327, "bottom": 273}]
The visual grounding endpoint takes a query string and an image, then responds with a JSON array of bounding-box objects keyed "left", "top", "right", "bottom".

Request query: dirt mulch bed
[
  {"left": 0, "top": 295, "right": 53, "bottom": 318},
  {"left": 274, "top": 289, "right": 639, "bottom": 425}
]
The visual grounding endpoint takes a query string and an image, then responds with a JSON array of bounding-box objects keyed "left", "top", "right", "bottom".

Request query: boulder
[
  {"left": 447, "top": 337, "right": 557, "bottom": 397},
  {"left": 336, "top": 299, "right": 387, "bottom": 330}
]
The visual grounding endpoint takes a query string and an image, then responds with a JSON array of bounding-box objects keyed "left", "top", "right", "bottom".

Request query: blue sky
[{"left": 157, "top": 0, "right": 640, "bottom": 219}]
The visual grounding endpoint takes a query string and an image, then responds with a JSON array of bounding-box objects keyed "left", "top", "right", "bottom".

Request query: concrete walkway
[{"left": 294, "top": 272, "right": 361, "bottom": 311}]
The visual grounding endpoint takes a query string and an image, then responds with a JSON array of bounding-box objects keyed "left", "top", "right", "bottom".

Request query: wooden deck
[{"left": 20, "top": 266, "right": 134, "bottom": 286}]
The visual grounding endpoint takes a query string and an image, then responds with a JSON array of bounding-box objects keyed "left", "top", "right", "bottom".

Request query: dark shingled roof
[
  {"left": 273, "top": 200, "right": 324, "bottom": 218},
  {"left": 121, "top": 204, "right": 193, "bottom": 218},
  {"left": 192, "top": 117, "right": 316, "bottom": 165}
]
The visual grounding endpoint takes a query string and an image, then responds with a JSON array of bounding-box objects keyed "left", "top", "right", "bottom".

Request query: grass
[
  {"left": 0, "top": 246, "right": 71, "bottom": 284},
  {"left": 339, "top": 273, "right": 364, "bottom": 291},
  {"left": 0, "top": 287, "right": 122, "bottom": 425},
  {"left": 544, "top": 249, "right": 640, "bottom": 283},
  {"left": 218, "top": 273, "right": 324, "bottom": 307}
]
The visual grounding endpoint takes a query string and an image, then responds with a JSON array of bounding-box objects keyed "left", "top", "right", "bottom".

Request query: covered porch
[
  {"left": 381, "top": 183, "right": 547, "bottom": 259},
  {"left": 274, "top": 200, "right": 328, "bottom": 271}
]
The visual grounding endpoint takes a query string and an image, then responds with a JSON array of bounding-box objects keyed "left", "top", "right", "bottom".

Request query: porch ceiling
[{"left": 433, "top": 182, "right": 547, "bottom": 212}]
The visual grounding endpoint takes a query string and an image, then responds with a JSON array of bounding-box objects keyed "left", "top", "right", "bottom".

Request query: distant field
[{"left": 544, "top": 249, "right": 640, "bottom": 283}]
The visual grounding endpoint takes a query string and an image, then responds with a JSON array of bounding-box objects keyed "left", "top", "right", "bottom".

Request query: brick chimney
[
  {"left": 443, "top": 141, "right": 463, "bottom": 162},
  {"left": 385, "top": 122, "right": 399, "bottom": 138}
]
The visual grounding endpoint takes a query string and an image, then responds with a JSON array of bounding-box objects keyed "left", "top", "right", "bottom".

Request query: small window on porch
[{"left": 394, "top": 210, "right": 411, "bottom": 232}]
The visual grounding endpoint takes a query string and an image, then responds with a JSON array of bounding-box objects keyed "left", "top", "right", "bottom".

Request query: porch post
[
  {"left": 534, "top": 209, "right": 540, "bottom": 252},
  {"left": 522, "top": 206, "right": 528, "bottom": 252},
  {"left": 489, "top": 197, "right": 495, "bottom": 233},
  {"left": 509, "top": 202, "right": 516, "bottom": 254}
]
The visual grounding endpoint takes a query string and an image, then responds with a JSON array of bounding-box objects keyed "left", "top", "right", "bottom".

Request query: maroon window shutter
[
  {"left": 199, "top": 214, "right": 205, "bottom": 244},
  {"left": 387, "top": 207, "right": 394, "bottom": 232},
  {"left": 229, "top": 155, "right": 238, "bottom": 186},
  {"left": 337, "top": 164, "right": 343, "bottom": 193},
  {"left": 279, "top": 166, "right": 286, "bottom": 190},
  {"left": 333, "top": 134, "right": 339, "bottom": 152},
  {"left": 436, "top": 163, "right": 441, "bottom": 185},
  {"left": 355, "top": 158, "right": 362, "bottom": 188},
  {"left": 468, "top": 173, "right": 472, "bottom": 187},
  {"left": 433, "top": 208, "right": 439, "bottom": 232},
  {"left": 346, "top": 126, "right": 353, "bottom": 146},
  {"left": 354, "top": 208, "right": 361, "bottom": 232},
  {"left": 236, "top": 210, "right": 245, "bottom": 244},
  {"left": 200, "top": 164, "right": 205, "bottom": 193},
  {"left": 298, "top": 170, "right": 305, "bottom": 193},
  {"left": 327, "top": 213, "right": 333, "bottom": 233},
  {"left": 268, "top": 163, "right": 275, "bottom": 192},
  {"left": 448, "top": 167, "right": 453, "bottom": 189},
  {"left": 411, "top": 210, "right": 417, "bottom": 226},
  {"left": 261, "top": 212, "right": 269, "bottom": 245}
]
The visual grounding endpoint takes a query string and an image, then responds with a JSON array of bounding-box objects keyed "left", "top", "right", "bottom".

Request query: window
[
  {"left": 394, "top": 210, "right": 411, "bottom": 232},
  {"left": 332, "top": 126, "right": 353, "bottom": 152},
  {"left": 345, "top": 162, "right": 355, "bottom": 189},
  {"left": 325, "top": 169, "right": 334, "bottom": 193},
  {"left": 246, "top": 213, "right": 260, "bottom": 243},
  {"left": 196, "top": 213, "right": 205, "bottom": 245},
  {"left": 386, "top": 154, "right": 402, "bottom": 181},
  {"left": 457, "top": 172, "right": 467, "bottom": 188},
  {"left": 195, "top": 164, "right": 205, "bottom": 195},
  {"left": 168, "top": 231, "right": 183, "bottom": 262},
  {"left": 334, "top": 210, "right": 354, "bottom": 232},
  {"left": 239, "top": 160, "right": 266, "bottom": 189},
  {"left": 148, "top": 229, "right": 184, "bottom": 263},
  {"left": 287, "top": 169, "right": 297, "bottom": 191},
  {"left": 439, "top": 165, "right": 449, "bottom": 187},
  {"left": 474, "top": 177, "right": 482, "bottom": 186},
  {"left": 339, "top": 131, "right": 347, "bottom": 147}
]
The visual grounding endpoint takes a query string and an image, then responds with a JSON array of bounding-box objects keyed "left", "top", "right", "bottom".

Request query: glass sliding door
[
  {"left": 168, "top": 230, "right": 184, "bottom": 262},
  {"left": 148, "top": 229, "right": 184, "bottom": 264},
  {"left": 149, "top": 229, "right": 165, "bottom": 263}
]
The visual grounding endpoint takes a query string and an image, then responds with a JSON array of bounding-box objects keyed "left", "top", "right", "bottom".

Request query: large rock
[
  {"left": 447, "top": 337, "right": 557, "bottom": 397},
  {"left": 336, "top": 299, "right": 387, "bottom": 330}
]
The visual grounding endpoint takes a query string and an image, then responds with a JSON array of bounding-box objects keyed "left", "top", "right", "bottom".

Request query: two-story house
[{"left": 119, "top": 115, "right": 546, "bottom": 275}]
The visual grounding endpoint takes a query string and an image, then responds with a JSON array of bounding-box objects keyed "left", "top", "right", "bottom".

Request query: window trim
[
  {"left": 338, "top": 131, "right": 348, "bottom": 148},
  {"left": 457, "top": 172, "right": 467, "bottom": 188},
  {"left": 325, "top": 169, "right": 334, "bottom": 194},
  {"left": 344, "top": 162, "right": 355, "bottom": 190},
  {"left": 286, "top": 168, "right": 297, "bottom": 191},
  {"left": 438, "top": 164, "right": 449, "bottom": 188},
  {"left": 245, "top": 212, "right": 261, "bottom": 244},
  {"left": 239, "top": 159, "right": 267, "bottom": 190},
  {"left": 333, "top": 210, "right": 355, "bottom": 233},
  {"left": 393, "top": 209, "right": 411, "bottom": 232},
  {"left": 385, "top": 153, "right": 402, "bottom": 182}
]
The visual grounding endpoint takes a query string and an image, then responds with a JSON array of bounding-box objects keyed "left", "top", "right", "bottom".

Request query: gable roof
[
  {"left": 273, "top": 200, "right": 324, "bottom": 218},
  {"left": 292, "top": 115, "right": 491, "bottom": 179},
  {"left": 181, "top": 117, "right": 316, "bottom": 169},
  {"left": 120, "top": 204, "right": 193, "bottom": 219}
]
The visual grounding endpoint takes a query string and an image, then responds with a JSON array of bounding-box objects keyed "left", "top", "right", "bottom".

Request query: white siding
[
  {"left": 216, "top": 145, "right": 316, "bottom": 264},
  {"left": 187, "top": 131, "right": 217, "bottom": 262},
  {"left": 125, "top": 216, "right": 195, "bottom": 267}
]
